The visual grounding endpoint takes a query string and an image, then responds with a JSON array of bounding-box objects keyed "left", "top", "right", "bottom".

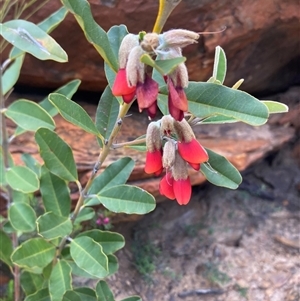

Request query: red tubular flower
[
  {"left": 159, "top": 172, "right": 175, "bottom": 200},
  {"left": 173, "top": 178, "right": 191, "bottom": 205},
  {"left": 112, "top": 68, "right": 136, "bottom": 103},
  {"left": 144, "top": 122, "right": 163, "bottom": 175}
]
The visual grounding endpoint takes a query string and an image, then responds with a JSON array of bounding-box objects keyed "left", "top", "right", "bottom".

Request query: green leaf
[
  {"left": 96, "top": 185, "right": 155, "bottom": 214},
  {"left": 2, "top": 54, "right": 25, "bottom": 95},
  {"left": 4, "top": 99, "right": 55, "bottom": 131},
  {"left": 0, "top": 230, "right": 13, "bottom": 266},
  {"left": 35, "top": 128, "right": 78, "bottom": 182},
  {"left": 37, "top": 212, "right": 72, "bottom": 240},
  {"left": 96, "top": 85, "right": 119, "bottom": 147},
  {"left": 39, "top": 79, "right": 81, "bottom": 117},
  {"left": 120, "top": 297, "right": 142, "bottom": 301},
  {"left": 70, "top": 236, "right": 108, "bottom": 278},
  {"left": 107, "top": 254, "right": 118, "bottom": 276},
  {"left": 73, "top": 207, "right": 95, "bottom": 225},
  {"left": 25, "top": 288, "right": 50, "bottom": 301},
  {"left": 1, "top": 20, "right": 67, "bottom": 62},
  {"left": 11, "top": 238, "right": 56, "bottom": 271},
  {"left": 107, "top": 25, "right": 129, "bottom": 63},
  {"left": 200, "top": 115, "right": 238, "bottom": 124},
  {"left": 212, "top": 46, "right": 227, "bottom": 84},
  {"left": 21, "top": 271, "right": 44, "bottom": 296},
  {"left": 9, "top": 203, "right": 36, "bottom": 232},
  {"left": 261, "top": 100, "right": 289, "bottom": 114},
  {"left": 6, "top": 166, "right": 39, "bottom": 193},
  {"left": 78, "top": 230, "right": 125, "bottom": 255},
  {"left": 40, "top": 167, "right": 71, "bottom": 217},
  {"left": 95, "top": 280, "right": 115, "bottom": 301},
  {"left": 10, "top": 6, "right": 69, "bottom": 60},
  {"left": 49, "top": 260, "right": 72, "bottom": 301},
  {"left": 126, "top": 135, "right": 146, "bottom": 151},
  {"left": 11, "top": 189, "right": 30, "bottom": 204},
  {"left": 49, "top": 93, "right": 100, "bottom": 136},
  {"left": 61, "top": 0, "right": 118, "bottom": 71},
  {"left": 86, "top": 157, "right": 135, "bottom": 206},
  {"left": 62, "top": 291, "right": 81, "bottom": 301},
  {"left": 68, "top": 260, "right": 98, "bottom": 280},
  {"left": 73, "top": 287, "right": 97, "bottom": 301},
  {"left": 200, "top": 149, "right": 242, "bottom": 189},
  {"left": 141, "top": 54, "right": 186, "bottom": 75},
  {"left": 186, "top": 82, "right": 269, "bottom": 125},
  {"left": 22, "top": 153, "right": 42, "bottom": 178}
]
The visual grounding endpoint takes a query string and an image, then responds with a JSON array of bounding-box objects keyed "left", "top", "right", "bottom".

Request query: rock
[{"left": 4, "top": 0, "right": 300, "bottom": 94}]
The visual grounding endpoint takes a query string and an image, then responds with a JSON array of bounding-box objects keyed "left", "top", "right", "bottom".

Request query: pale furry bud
[
  {"left": 160, "top": 115, "right": 174, "bottom": 136},
  {"left": 162, "top": 140, "right": 176, "bottom": 169},
  {"left": 173, "top": 118, "right": 195, "bottom": 143},
  {"left": 172, "top": 151, "right": 188, "bottom": 180},
  {"left": 126, "top": 46, "right": 146, "bottom": 87},
  {"left": 146, "top": 121, "right": 162, "bottom": 152},
  {"left": 118, "top": 34, "right": 139, "bottom": 68},
  {"left": 170, "top": 62, "right": 189, "bottom": 88},
  {"left": 140, "top": 33, "right": 160, "bottom": 52},
  {"left": 158, "top": 29, "right": 199, "bottom": 50}
]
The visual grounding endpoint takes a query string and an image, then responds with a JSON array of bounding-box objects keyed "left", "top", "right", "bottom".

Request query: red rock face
[{"left": 4, "top": 0, "right": 300, "bottom": 94}]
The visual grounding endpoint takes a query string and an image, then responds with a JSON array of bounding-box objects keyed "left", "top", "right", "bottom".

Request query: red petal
[
  {"left": 112, "top": 69, "right": 136, "bottom": 96},
  {"left": 144, "top": 150, "right": 163, "bottom": 174},
  {"left": 188, "top": 162, "right": 200, "bottom": 171},
  {"left": 136, "top": 75, "right": 158, "bottom": 110},
  {"left": 168, "top": 93, "right": 184, "bottom": 121},
  {"left": 159, "top": 172, "right": 175, "bottom": 200},
  {"left": 178, "top": 139, "right": 209, "bottom": 164},
  {"left": 147, "top": 102, "right": 157, "bottom": 119},
  {"left": 122, "top": 91, "right": 136, "bottom": 103},
  {"left": 173, "top": 178, "right": 191, "bottom": 205},
  {"left": 168, "top": 78, "right": 188, "bottom": 111}
]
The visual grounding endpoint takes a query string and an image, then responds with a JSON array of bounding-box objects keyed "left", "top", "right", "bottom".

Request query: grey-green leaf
[
  {"left": 261, "top": 100, "right": 289, "bottom": 114},
  {"left": 212, "top": 46, "right": 227, "bottom": 84},
  {"left": 0, "top": 230, "right": 13, "bottom": 266},
  {"left": 9, "top": 203, "right": 37, "bottom": 232},
  {"left": 1, "top": 20, "right": 67, "bottom": 62},
  {"left": 186, "top": 82, "right": 269, "bottom": 125},
  {"left": 200, "top": 148, "right": 242, "bottom": 189},
  {"left": 49, "top": 93, "right": 100, "bottom": 136},
  {"left": 35, "top": 128, "right": 78, "bottom": 182},
  {"left": 5, "top": 99, "right": 55, "bottom": 131},
  {"left": 6, "top": 166, "right": 39, "bottom": 193},
  {"left": 95, "top": 280, "right": 115, "bottom": 301}
]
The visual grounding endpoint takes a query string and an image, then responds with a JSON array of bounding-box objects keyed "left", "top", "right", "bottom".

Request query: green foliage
[{"left": 0, "top": 1, "right": 288, "bottom": 300}]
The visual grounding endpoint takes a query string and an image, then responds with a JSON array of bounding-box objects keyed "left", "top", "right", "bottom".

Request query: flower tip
[
  {"left": 144, "top": 150, "right": 163, "bottom": 174},
  {"left": 178, "top": 138, "right": 208, "bottom": 164},
  {"left": 112, "top": 69, "right": 136, "bottom": 97},
  {"left": 173, "top": 178, "right": 191, "bottom": 205}
]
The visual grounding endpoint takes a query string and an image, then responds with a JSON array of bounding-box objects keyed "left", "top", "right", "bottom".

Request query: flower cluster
[
  {"left": 144, "top": 115, "right": 209, "bottom": 205},
  {"left": 112, "top": 29, "right": 200, "bottom": 121}
]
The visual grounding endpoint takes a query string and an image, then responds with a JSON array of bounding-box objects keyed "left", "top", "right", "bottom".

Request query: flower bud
[
  {"left": 159, "top": 29, "right": 199, "bottom": 50},
  {"left": 173, "top": 118, "right": 195, "bottom": 143},
  {"left": 140, "top": 33, "right": 160, "bottom": 52},
  {"left": 160, "top": 115, "right": 175, "bottom": 136},
  {"left": 126, "top": 46, "right": 146, "bottom": 87},
  {"left": 118, "top": 34, "right": 139, "bottom": 68},
  {"left": 162, "top": 140, "right": 176, "bottom": 169}
]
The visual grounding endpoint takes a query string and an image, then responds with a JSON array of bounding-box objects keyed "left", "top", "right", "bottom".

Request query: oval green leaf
[
  {"left": 40, "top": 167, "right": 71, "bottom": 217},
  {"left": 97, "top": 184, "right": 155, "bottom": 214},
  {"left": 74, "top": 287, "right": 97, "bottom": 301},
  {"left": 35, "top": 128, "right": 78, "bottom": 182},
  {"left": 49, "top": 260, "right": 72, "bottom": 301},
  {"left": 95, "top": 280, "right": 115, "bottom": 301},
  {"left": 6, "top": 166, "right": 39, "bottom": 193},
  {"left": 73, "top": 207, "right": 95, "bottom": 225},
  {"left": 186, "top": 82, "right": 269, "bottom": 126},
  {"left": 24, "top": 288, "right": 50, "bottom": 301},
  {"left": 120, "top": 297, "right": 142, "bottom": 301},
  {"left": 200, "top": 148, "right": 242, "bottom": 189},
  {"left": 49, "top": 93, "right": 100, "bottom": 136},
  {"left": 212, "top": 46, "right": 227, "bottom": 84},
  {"left": 96, "top": 85, "right": 119, "bottom": 147},
  {"left": 5, "top": 99, "right": 55, "bottom": 131},
  {"left": 22, "top": 153, "right": 42, "bottom": 178},
  {"left": 11, "top": 238, "right": 56, "bottom": 270},
  {"left": 62, "top": 291, "right": 81, "bottom": 301},
  {"left": 78, "top": 230, "right": 125, "bottom": 255},
  {"left": 37, "top": 212, "right": 72, "bottom": 240},
  {"left": 70, "top": 236, "right": 109, "bottom": 278},
  {"left": 9, "top": 203, "right": 37, "bottom": 232},
  {"left": 21, "top": 271, "right": 44, "bottom": 296},
  {"left": 0, "top": 230, "right": 13, "bottom": 266},
  {"left": 1, "top": 20, "right": 67, "bottom": 62}
]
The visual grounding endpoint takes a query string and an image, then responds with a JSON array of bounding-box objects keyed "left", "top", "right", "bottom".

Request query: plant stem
[
  {"left": 112, "top": 137, "right": 146, "bottom": 149},
  {"left": 152, "top": 0, "right": 182, "bottom": 34},
  {"left": 0, "top": 60, "right": 20, "bottom": 301}
]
